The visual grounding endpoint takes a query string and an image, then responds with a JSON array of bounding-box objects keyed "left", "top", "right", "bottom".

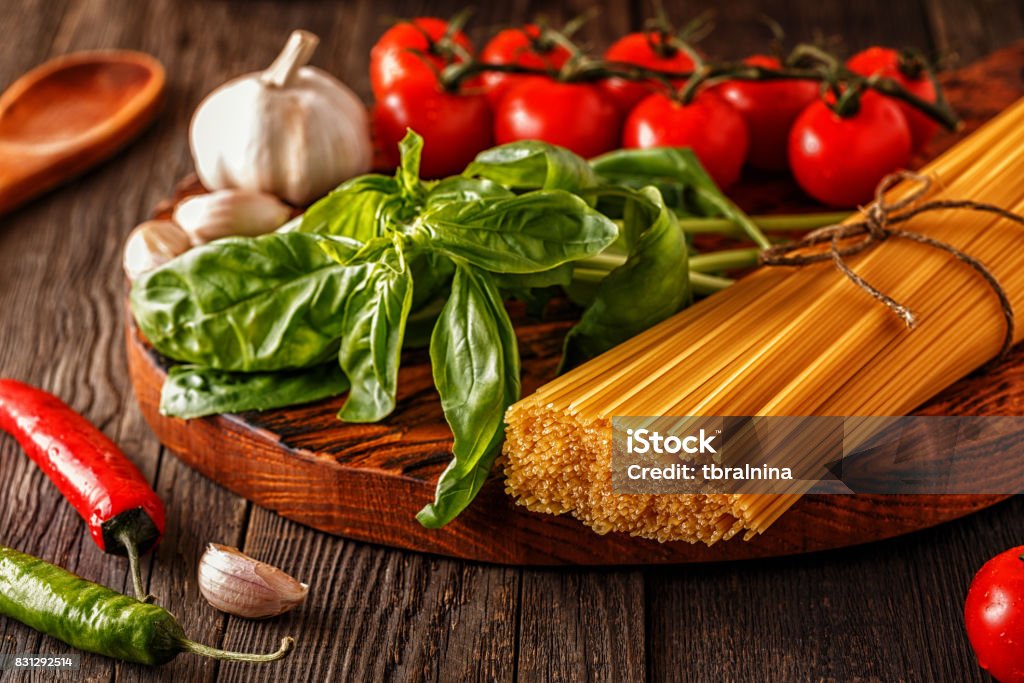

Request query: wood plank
[
  {"left": 106, "top": 0, "right": 351, "bottom": 679},
  {"left": 0, "top": 0, "right": 72, "bottom": 85},
  {"left": 643, "top": 3, "right": 1020, "bottom": 680},
  {"left": 0, "top": 0, "right": 169, "bottom": 680},
  {"left": 209, "top": 510, "right": 519, "bottom": 682},
  {"left": 924, "top": 0, "right": 1024, "bottom": 63},
  {"left": 645, "top": 496, "right": 1023, "bottom": 681},
  {"left": 625, "top": 0, "right": 936, "bottom": 59},
  {"left": 0, "top": 0, "right": 291, "bottom": 680},
  {"left": 113, "top": 456, "right": 249, "bottom": 683},
  {"left": 207, "top": 1, "right": 526, "bottom": 677},
  {"left": 475, "top": 0, "right": 649, "bottom": 675},
  {"left": 517, "top": 570, "right": 646, "bottom": 682}
]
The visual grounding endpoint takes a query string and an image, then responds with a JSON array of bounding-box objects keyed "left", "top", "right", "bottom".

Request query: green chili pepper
[{"left": 0, "top": 545, "right": 293, "bottom": 666}]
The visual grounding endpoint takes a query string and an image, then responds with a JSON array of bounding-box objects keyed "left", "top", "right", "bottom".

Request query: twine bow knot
[{"left": 759, "top": 171, "right": 1024, "bottom": 360}]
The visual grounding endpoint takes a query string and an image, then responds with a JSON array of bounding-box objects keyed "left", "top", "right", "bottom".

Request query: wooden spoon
[{"left": 0, "top": 50, "right": 165, "bottom": 215}]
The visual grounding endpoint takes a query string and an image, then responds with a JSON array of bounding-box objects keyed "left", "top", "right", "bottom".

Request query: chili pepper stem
[
  {"left": 180, "top": 636, "right": 295, "bottom": 663},
  {"left": 117, "top": 530, "right": 153, "bottom": 603}
]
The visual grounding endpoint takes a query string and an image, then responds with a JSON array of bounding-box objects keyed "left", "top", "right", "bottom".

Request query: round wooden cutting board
[{"left": 126, "top": 43, "right": 1024, "bottom": 565}]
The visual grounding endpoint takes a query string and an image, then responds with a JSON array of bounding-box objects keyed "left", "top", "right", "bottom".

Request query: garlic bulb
[
  {"left": 189, "top": 30, "right": 372, "bottom": 205},
  {"left": 198, "top": 543, "right": 308, "bottom": 619},
  {"left": 123, "top": 220, "right": 191, "bottom": 281},
  {"left": 173, "top": 189, "right": 291, "bottom": 245}
]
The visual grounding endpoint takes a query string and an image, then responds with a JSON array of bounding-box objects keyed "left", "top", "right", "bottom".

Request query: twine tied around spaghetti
[{"left": 759, "top": 171, "right": 1024, "bottom": 360}]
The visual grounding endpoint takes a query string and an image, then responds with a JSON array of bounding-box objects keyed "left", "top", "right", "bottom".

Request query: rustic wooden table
[{"left": 1, "top": 1, "right": 1023, "bottom": 681}]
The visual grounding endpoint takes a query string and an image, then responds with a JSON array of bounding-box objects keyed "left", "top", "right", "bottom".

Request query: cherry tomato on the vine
[
  {"left": 714, "top": 55, "right": 820, "bottom": 172},
  {"left": 495, "top": 78, "right": 621, "bottom": 159},
  {"left": 600, "top": 32, "right": 697, "bottom": 112},
  {"left": 847, "top": 46, "right": 939, "bottom": 152},
  {"left": 479, "top": 25, "right": 573, "bottom": 107},
  {"left": 788, "top": 91, "right": 912, "bottom": 207},
  {"left": 964, "top": 546, "right": 1024, "bottom": 683},
  {"left": 370, "top": 17, "right": 474, "bottom": 99},
  {"left": 623, "top": 89, "right": 748, "bottom": 190},
  {"left": 373, "top": 82, "right": 493, "bottom": 178}
]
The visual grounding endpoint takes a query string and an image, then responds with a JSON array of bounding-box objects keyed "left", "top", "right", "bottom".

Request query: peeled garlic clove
[
  {"left": 173, "top": 189, "right": 291, "bottom": 245},
  {"left": 198, "top": 543, "right": 308, "bottom": 619},
  {"left": 123, "top": 220, "right": 191, "bottom": 281}
]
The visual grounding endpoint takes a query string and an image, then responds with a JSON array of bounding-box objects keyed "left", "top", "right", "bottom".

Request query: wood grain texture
[
  {"left": 518, "top": 570, "right": 645, "bottom": 681},
  {"left": 0, "top": 0, "right": 1022, "bottom": 680},
  {"left": 127, "top": 40, "right": 1024, "bottom": 564}
]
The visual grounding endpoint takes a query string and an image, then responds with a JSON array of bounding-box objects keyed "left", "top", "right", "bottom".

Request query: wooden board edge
[{"left": 124, "top": 318, "right": 1011, "bottom": 565}]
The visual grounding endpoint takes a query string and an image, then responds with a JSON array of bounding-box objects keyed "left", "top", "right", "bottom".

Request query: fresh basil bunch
[{"left": 131, "top": 131, "right": 763, "bottom": 527}]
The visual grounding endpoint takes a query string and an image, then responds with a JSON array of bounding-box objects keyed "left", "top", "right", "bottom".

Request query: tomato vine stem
[{"left": 429, "top": 26, "right": 959, "bottom": 131}]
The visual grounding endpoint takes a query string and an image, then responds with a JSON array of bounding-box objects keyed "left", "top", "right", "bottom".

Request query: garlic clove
[
  {"left": 198, "top": 543, "right": 308, "bottom": 619},
  {"left": 123, "top": 220, "right": 191, "bottom": 281},
  {"left": 173, "top": 189, "right": 291, "bottom": 246}
]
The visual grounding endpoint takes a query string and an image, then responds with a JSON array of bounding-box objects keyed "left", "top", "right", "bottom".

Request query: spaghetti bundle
[{"left": 502, "top": 97, "right": 1024, "bottom": 545}]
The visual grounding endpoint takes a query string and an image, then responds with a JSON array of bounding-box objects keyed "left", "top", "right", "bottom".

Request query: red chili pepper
[{"left": 0, "top": 379, "right": 165, "bottom": 599}]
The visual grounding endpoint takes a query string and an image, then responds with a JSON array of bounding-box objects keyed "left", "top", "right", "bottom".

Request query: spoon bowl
[{"left": 0, "top": 50, "right": 165, "bottom": 215}]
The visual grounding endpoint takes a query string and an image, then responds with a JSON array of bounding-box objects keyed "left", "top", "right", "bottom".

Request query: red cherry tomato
[
  {"left": 370, "top": 18, "right": 474, "bottom": 99},
  {"left": 600, "top": 32, "right": 696, "bottom": 112},
  {"left": 714, "top": 55, "right": 820, "bottom": 172},
  {"left": 479, "top": 25, "right": 572, "bottom": 107},
  {"left": 495, "top": 78, "right": 621, "bottom": 159},
  {"left": 847, "top": 47, "right": 939, "bottom": 152},
  {"left": 623, "top": 90, "right": 748, "bottom": 190},
  {"left": 788, "top": 91, "right": 912, "bottom": 207},
  {"left": 965, "top": 546, "right": 1024, "bottom": 683},
  {"left": 373, "top": 82, "right": 493, "bottom": 178}
]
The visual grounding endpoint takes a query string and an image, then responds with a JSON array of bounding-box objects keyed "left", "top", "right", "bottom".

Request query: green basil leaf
[
  {"left": 590, "top": 147, "right": 712, "bottom": 214},
  {"left": 590, "top": 147, "right": 770, "bottom": 248},
  {"left": 491, "top": 263, "right": 574, "bottom": 291},
  {"left": 408, "top": 250, "right": 454, "bottom": 310},
  {"left": 464, "top": 140, "right": 596, "bottom": 192},
  {"left": 325, "top": 237, "right": 452, "bottom": 310},
  {"left": 130, "top": 232, "right": 372, "bottom": 372},
  {"left": 314, "top": 234, "right": 365, "bottom": 264},
  {"left": 492, "top": 262, "right": 574, "bottom": 315},
  {"left": 414, "top": 191, "right": 618, "bottom": 274},
  {"left": 337, "top": 247, "right": 414, "bottom": 423},
  {"left": 300, "top": 174, "right": 400, "bottom": 242},
  {"left": 426, "top": 176, "right": 514, "bottom": 206},
  {"left": 322, "top": 235, "right": 397, "bottom": 268},
  {"left": 160, "top": 364, "right": 349, "bottom": 419},
  {"left": 397, "top": 130, "right": 426, "bottom": 199},
  {"left": 403, "top": 295, "right": 447, "bottom": 349},
  {"left": 561, "top": 186, "right": 690, "bottom": 370},
  {"left": 417, "top": 264, "right": 520, "bottom": 528}
]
